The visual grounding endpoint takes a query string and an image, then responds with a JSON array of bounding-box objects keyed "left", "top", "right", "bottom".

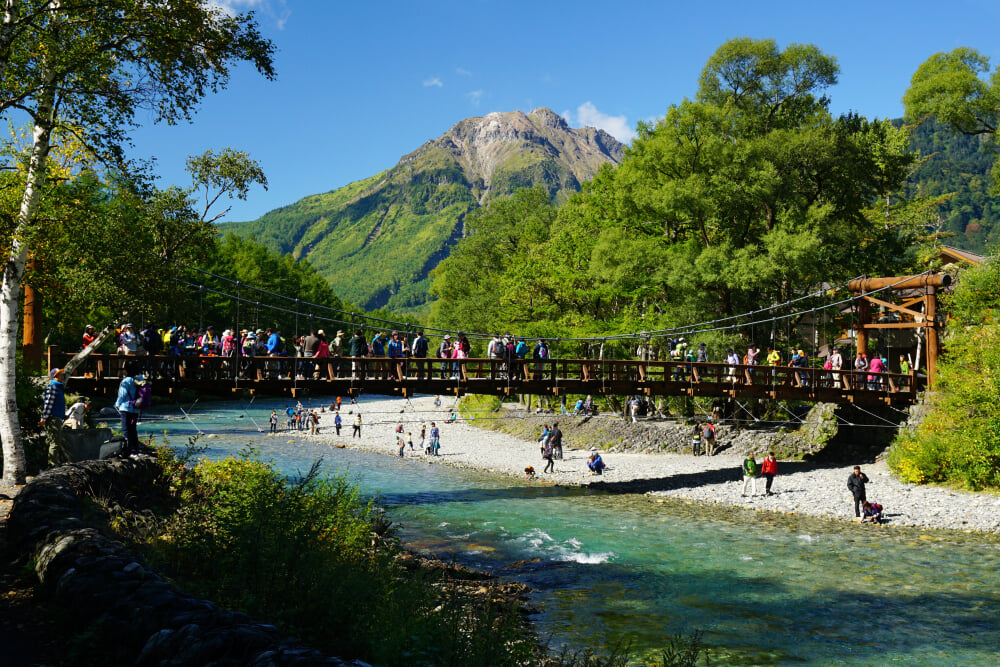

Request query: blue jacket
[
  {"left": 115, "top": 376, "right": 138, "bottom": 414},
  {"left": 387, "top": 339, "right": 404, "bottom": 359},
  {"left": 266, "top": 333, "right": 281, "bottom": 355},
  {"left": 370, "top": 335, "right": 385, "bottom": 356}
]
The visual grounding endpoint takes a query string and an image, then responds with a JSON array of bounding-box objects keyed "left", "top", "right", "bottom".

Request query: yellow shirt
[{"left": 766, "top": 350, "right": 781, "bottom": 365}]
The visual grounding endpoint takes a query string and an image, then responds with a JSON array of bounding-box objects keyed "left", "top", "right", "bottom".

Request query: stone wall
[
  {"left": 486, "top": 399, "right": 907, "bottom": 462},
  {"left": 4, "top": 458, "right": 367, "bottom": 666}
]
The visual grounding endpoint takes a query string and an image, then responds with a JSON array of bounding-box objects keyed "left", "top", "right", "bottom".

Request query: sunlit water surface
[{"left": 133, "top": 396, "right": 1000, "bottom": 665}]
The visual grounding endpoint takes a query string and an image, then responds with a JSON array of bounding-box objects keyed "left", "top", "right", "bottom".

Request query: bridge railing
[{"left": 50, "top": 349, "right": 917, "bottom": 397}]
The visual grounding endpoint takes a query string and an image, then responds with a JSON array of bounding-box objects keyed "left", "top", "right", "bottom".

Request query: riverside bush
[
  {"left": 887, "top": 258, "right": 1000, "bottom": 489},
  {"left": 140, "top": 447, "right": 537, "bottom": 665}
]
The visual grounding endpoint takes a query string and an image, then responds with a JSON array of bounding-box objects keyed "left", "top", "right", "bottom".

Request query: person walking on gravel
[
  {"left": 761, "top": 452, "right": 778, "bottom": 496},
  {"left": 742, "top": 452, "right": 760, "bottom": 496}
]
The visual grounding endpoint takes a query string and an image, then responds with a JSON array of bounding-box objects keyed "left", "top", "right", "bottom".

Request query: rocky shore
[{"left": 308, "top": 395, "right": 1000, "bottom": 533}]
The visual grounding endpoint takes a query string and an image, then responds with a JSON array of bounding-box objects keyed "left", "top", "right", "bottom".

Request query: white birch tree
[{"left": 0, "top": 0, "right": 274, "bottom": 484}]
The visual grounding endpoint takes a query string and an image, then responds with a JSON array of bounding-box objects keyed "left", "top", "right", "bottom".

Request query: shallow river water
[{"left": 136, "top": 396, "right": 1000, "bottom": 665}]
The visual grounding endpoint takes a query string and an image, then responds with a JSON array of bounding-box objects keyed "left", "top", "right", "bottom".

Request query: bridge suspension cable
[{"left": 180, "top": 264, "right": 934, "bottom": 347}]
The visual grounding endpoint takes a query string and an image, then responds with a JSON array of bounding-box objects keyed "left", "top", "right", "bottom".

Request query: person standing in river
[{"left": 848, "top": 465, "right": 870, "bottom": 519}]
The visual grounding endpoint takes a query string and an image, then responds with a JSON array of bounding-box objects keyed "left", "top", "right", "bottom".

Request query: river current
[{"left": 133, "top": 396, "right": 1000, "bottom": 665}]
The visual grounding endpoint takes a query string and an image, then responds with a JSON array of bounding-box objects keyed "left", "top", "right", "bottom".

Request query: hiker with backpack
[
  {"left": 702, "top": 420, "right": 716, "bottom": 456},
  {"left": 532, "top": 339, "right": 549, "bottom": 380},
  {"left": 411, "top": 330, "right": 429, "bottom": 380}
]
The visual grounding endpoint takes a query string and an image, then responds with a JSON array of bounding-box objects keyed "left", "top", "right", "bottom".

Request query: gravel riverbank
[{"left": 297, "top": 395, "right": 1000, "bottom": 533}]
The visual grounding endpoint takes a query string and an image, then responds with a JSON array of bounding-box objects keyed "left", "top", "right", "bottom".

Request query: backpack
[
  {"left": 274, "top": 336, "right": 286, "bottom": 354},
  {"left": 538, "top": 346, "right": 548, "bottom": 359},
  {"left": 703, "top": 424, "right": 715, "bottom": 440},
  {"left": 134, "top": 381, "right": 154, "bottom": 410},
  {"left": 413, "top": 336, "right": 428, "bottom": 357}
]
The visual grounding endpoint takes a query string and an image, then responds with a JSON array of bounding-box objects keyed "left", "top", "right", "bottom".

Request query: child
[
  {"left": 407, "top": 432, "right": 414, "bottom": 450},
  {"left": 524, "top": 466, "right": 536, "bottom": 479}
]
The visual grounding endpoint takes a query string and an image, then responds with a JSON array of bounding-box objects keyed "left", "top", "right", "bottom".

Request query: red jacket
[{"left": 761, "top": 457, "right": 778, "bottom": 475}]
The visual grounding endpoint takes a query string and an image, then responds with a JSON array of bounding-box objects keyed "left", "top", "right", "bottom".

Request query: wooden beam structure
[{"left": 848, "top": 273, "right": 948, "bottom": 390}]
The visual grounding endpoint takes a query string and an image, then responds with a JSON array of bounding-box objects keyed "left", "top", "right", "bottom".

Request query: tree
[
  {"left": 904, "top": 47, "right": 1000, "bottom": 196},
  {"left": 1, "top": 1, "right": 274, "bottom": 485},
  {"left": 430, "top": 39, "right": 917, "bottom": 355},
  {"left": 888, "top": 258, "right": 1000, "bottom": 489}
]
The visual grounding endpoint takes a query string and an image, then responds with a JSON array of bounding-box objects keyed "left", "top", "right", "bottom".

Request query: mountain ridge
[{"left": 221, "top": 108, "right": 624, "bottom": 312}]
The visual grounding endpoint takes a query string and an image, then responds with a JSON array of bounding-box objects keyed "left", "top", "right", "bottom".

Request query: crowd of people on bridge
[{"left": 76, "top": 323, "right": 914, "bottom": 392}]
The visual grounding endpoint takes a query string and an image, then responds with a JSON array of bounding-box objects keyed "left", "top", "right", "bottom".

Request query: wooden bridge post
[{"left": 926, "top": 285, "right": 938, "bottom": 390}]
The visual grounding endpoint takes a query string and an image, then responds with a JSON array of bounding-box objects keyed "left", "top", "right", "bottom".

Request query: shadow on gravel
[{"left": 588, "top": 460, "right": 846, "bottom": 494}]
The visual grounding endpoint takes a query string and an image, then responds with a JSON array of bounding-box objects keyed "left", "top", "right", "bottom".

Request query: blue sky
[{"left": 128, "top": 0, "right": 1000, "bottom": 223}]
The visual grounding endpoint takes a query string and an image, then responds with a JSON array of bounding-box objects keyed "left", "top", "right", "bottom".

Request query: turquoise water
[{"left": 135, "top": 396, "right": 1000, "bottom": 665}]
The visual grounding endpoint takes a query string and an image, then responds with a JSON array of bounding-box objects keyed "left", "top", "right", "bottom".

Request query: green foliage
[
  {"left": 429, "top": 39, "right": 919, "bottom": 351},
  {"left": 221, "top": 109, "right": 621, "bottom": 311},
  {"left": 901, "top": 118, "right": 1000, "bottom": 253},
  {"left": 140, "top": 449, "right": 538, "bottom": 665},
  {"left": 903, "top": 47, "right": 1000, "bottom": 201},
  {"left": 888, "top": 258, "right": 1000, "bottom": 489}
]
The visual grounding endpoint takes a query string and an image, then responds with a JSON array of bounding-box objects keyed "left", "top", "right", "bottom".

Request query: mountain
[
  {"left": 901, "top": 118, "right": 998, "bottom": 253},
  {"left": 221, "top": 108, "right": 624, "bottom": 312}
]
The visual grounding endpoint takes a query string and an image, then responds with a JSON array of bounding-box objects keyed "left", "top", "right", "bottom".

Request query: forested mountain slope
[
  {"left": 221, "top": 108, "right": 623, "bottom": 312},
  {"left": 904, "top": 118, "right": 999, "bottom": 252}
]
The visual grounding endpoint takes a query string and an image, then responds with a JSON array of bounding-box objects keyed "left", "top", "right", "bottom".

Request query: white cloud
[
  {"left": 563, "top": 102, "right": 635, "bottom": 143},
  {"left": 466, "top": 89, "right": 484, "bottom": 106},
  {"left": 210, "top": 1, "right": 289, "bottom": 29},
  {"left": 423, "top": 77, "right": 443, "bottom": 88},
  {"left": 456, "top": 67, "right": 472, "bottom": 76}
]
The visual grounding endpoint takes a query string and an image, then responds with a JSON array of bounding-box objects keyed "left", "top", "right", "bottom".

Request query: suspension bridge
[{"left": 43, "top": 267, "right": 950, "bottom": 408}]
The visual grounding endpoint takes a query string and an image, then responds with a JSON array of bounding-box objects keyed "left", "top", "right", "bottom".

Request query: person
[
  {"left": 437, "top": 335, "right": 453, "bottom": 379},
  {"left": 65, "top": 398, "right": 91, "bottom": 430},
  {"left": 407, "top": 432, "right": 415, "bottom": 451},
  {"left": 39, "top": 368, "right": 68, "bottom": 463},
  {"left": 269, "top": 410, "right": 278, "bottom": 434},
  {"left": 542, "top": 438, "right": 555, "bottom": 473},
  {"left": 119, "top": 323, "right": 143, "bottom": 356},
  {"left": 429, "top": 422, "right": 440, "bottom": 456},
  {"left": 397, "top": 434, "right": 405, "bottom": 457},
  {"left": 573, "top": 398, "right": 584, "bottom": 415},
  {"left": 868, "top": 353, "right": 885, "bottom": 390},
  {"left": 387, "top": 330, "right": 405, "bottom": 381},
  {"left": 314, "top": 331, "right": 332, "bottom": 380},
  {"left": 587, "top": 448, "right": 606, "bottom": 475},
  {"left": 725, "top": 348, "right": 740, "bottom": 382},
  {"left": 524, "top": 466, "right": 536, "bottom": 479},
  {"left": 532, "top": 339, "right": 549, "bottom": 379},
  {"left": 114, "top": 361, "right": 142, "bottom": 455},
  {"left": 830, "top": 347, "right": 844, "bottom": 388},
  {"left": 352, "top": 413, "right": 362, "bottom": 438},
  {"left": 847, "top": 465, "right": 870, "bottom": 519},
  {"left": 691, "top": 421, "right": 702, "bottom": 455},
  {"left": 334, "top": 412, "right": 342, "bottom": 436},
  {"left": 549, "top": 422, "right": 563, "bottom": 460},
  {"left": 309, "top": 411, "right": 320, "bottom": 435},
  {"left": 420, "top": 423, "right": 426, "bottom": 449},
  {"left": 742, "top": 452, "right": 759, "bottom": 496},
  {"left": 696, "top": 342, "right": 709, "bottom": 363},
  {"left": 702, "top": 420, "right": 716, "bottom": 456},
  {"left": 285, "top": 405, "right": 296, "bottom": 430},
  {"left": 411, "top": 330, "right": 429, "bottom": 380},
  {"left": 761, "top": 452, "right": 778, "bottom": 496},
  {"left": 82, "top": 324, "right": 97, "bottom": 350},
  {"left": 347, "top": 330, "right": 366, "bottom": 378},
  {"left": 860, "top": 500, "right": 884, "bottom": 525}
]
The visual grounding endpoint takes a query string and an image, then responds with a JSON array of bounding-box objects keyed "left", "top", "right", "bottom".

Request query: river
[{"left": 134, "top": 395, "right": 1000, "bottom": 665}]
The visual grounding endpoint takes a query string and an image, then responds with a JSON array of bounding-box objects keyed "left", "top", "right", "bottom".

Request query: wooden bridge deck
[{"left": 53, "top": 353, "right": 919, "bottom": 407}]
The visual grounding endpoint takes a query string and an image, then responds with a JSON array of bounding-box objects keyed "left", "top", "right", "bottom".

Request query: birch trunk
[{"left": 0, "top": 75, "right": 55, "bottom": 485}]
